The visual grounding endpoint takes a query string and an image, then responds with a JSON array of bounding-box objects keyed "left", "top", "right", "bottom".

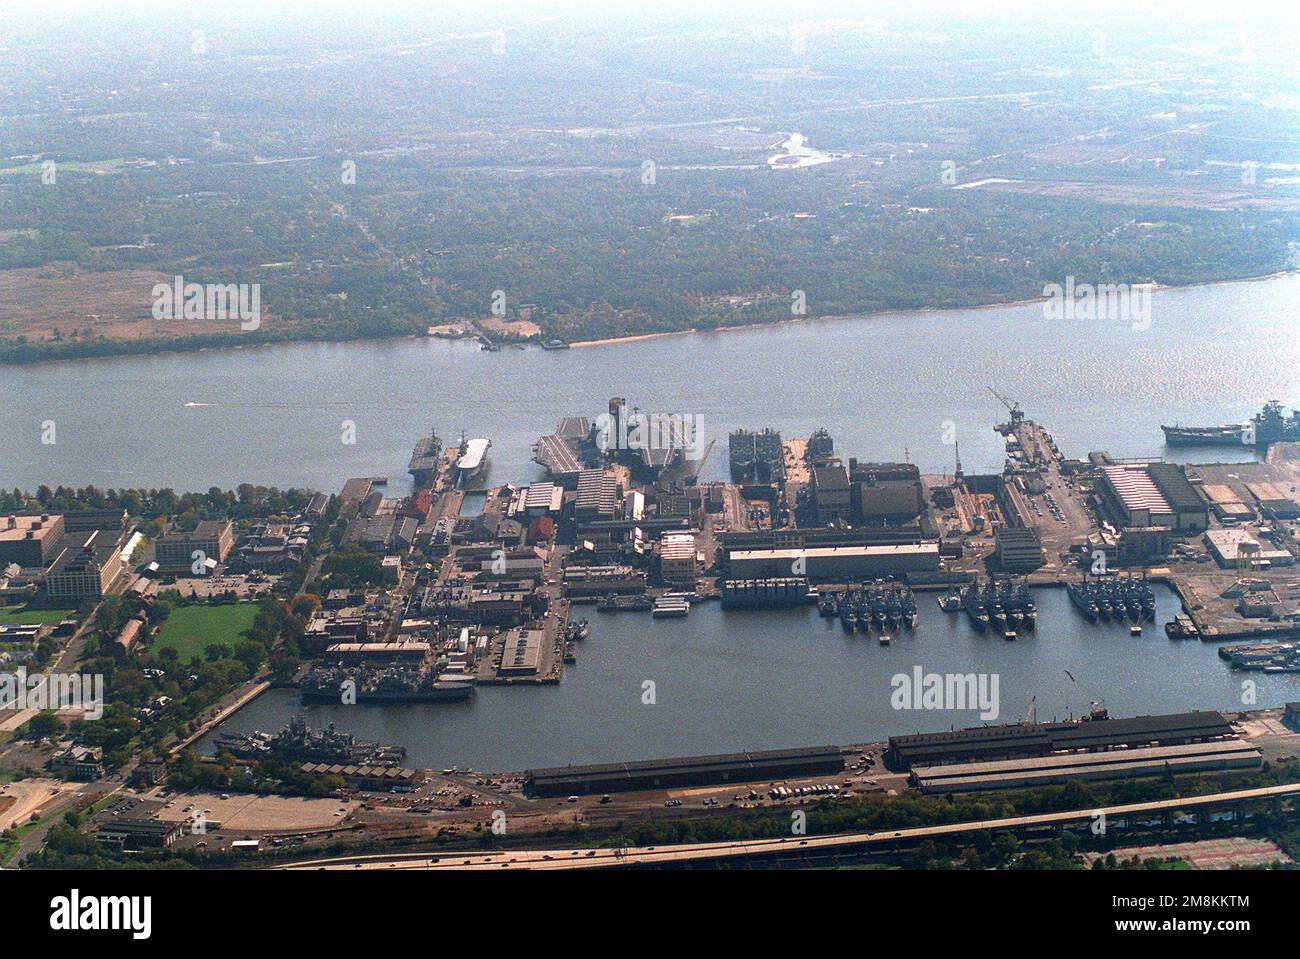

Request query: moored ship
[
  {"left": 455, "top": 433, "right": 491, "bottom": 487},
  {"left": 407, "top": 428, "right": 443, "bottom": 486},
  {"left": 1162, "top": 400, "right": 1300, "bottom": 448},
  {"left": 597, "top": 594, "right": 652, "bottom": 612},
  {"left": 215, "top": 715, "right": 405, "bottom": 764},
  {"left": 300, "top": 664, "right": 474, "bottom": 704}
]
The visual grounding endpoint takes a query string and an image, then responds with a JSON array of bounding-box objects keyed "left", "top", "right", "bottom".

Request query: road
[{"left": 278, "top": 782, "right": 1300, "bottom": 871}]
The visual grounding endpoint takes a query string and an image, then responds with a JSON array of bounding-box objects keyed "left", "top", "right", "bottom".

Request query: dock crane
[
  {"left": 988, "top": 387, "right": 1024, "bottom": 434},
  {"left": 686, "top": 438, "right": 716, "bottom": 485}
]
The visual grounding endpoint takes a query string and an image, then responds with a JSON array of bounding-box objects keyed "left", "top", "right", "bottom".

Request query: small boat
[
  {"left": 1129, "top": 624, "right": 1143, "bottom": 636},
  {"left": 878, "top": 634, "right": 891, "bottom": 646},
  {"left": 1003, "top": 630, "right": 1017, "bottom": 641},
  {"left": 652, "top": 597, "right": 690, "bottom": 618}
]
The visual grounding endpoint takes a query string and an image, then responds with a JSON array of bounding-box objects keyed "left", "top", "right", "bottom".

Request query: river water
[
  {"left": 201, "top": 585, "right": 1299, "bottom": 773},
  {"left": 6, "top": 273, "right": 1300, "bottom": 770},
  {"left": 4, "top": 273, "right": 1296, "bottom": 498}
]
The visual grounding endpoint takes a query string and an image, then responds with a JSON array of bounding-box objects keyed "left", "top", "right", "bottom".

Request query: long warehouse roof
[
  {"left": 1103, "top": 464, "right": 1172, "bottom": 514},
  {"left": 730, "top": 544, "right": 939, "bottom": 560},
  {"left": 528, "top": 745, "right": 842, "bottom": 785}
]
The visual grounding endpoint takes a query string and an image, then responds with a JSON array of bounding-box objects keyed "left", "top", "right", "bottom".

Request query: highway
[{"left": 278, "top": 781, "right": 1300, "bottom": 871}]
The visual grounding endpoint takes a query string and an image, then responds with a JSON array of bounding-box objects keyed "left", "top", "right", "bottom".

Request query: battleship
[
  {"left": 214, "top": 715, "right": 406, "bottom": 764},
  {"left": 1162, "top": 400, "right": 1300, "bottom": 448},
  {"left": 300, "top": 663, "right": 475, "bottom": 704}
]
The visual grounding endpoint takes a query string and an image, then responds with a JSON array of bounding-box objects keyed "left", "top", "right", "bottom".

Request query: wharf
[{"left": 1158, "top": 569, "right": 1300, "bottom": 643}]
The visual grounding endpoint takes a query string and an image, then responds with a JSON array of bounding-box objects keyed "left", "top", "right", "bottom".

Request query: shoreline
[
  {"left": 568, "top": 269, "right": 1299, "bottom": 349},
  {"left": 3, "top": 269, "right": 1295, "bottom": 369}
]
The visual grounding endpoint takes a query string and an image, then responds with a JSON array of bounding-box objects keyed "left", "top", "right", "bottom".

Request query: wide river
[
  {"left": 5, "top": 273, "right": 1297, "bottom": 496},
  {"left": 5, "top": 273, "right": 1300, "bottom": 770}
]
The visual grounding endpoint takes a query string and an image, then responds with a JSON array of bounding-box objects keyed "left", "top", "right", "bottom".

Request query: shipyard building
[
  {"left": 810, "top": 466, "right": 851, "bottom": 523},
  {"left": 994, "top": 527, "right": 1044, "bottom": 572},
  {"left": 1098, "top": 463, "right": 1208, "bottom": 533},
  {"left": 728, "top": 543, "right": 939, "bottom": 580},
  {"left": 886, "top": 711, "right": 1237, "bottom": 773},
  {"left": 526, "top": 746, "right": 844, "bottom": 797}
]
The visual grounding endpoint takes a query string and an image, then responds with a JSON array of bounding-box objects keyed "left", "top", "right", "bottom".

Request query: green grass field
[
  {"left": 0, "top": 606, "right": 74, "bottom": 626},
  {"left": 153, "top": 603, "right": 258, "bottom": 660}
]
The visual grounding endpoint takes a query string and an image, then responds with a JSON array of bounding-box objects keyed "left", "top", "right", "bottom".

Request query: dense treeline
[
  {"left": 2, "top": 13, "right": 1297, "bottom": 363},
  {"left": 0, "top": 484, "right": 321, "bottom": 527}
]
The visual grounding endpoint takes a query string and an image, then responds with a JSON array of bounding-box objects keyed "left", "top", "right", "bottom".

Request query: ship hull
[
  {"left": 300, "top": 685, "right": 473, "bottom": 704},
  {"left": 1161, "top": 425, "right": 1245, "bottom": 447}
]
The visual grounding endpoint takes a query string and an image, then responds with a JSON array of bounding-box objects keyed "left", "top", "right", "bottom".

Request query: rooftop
[{"left": 1103, "top": 464, "right": 1172, "bottom": 515}]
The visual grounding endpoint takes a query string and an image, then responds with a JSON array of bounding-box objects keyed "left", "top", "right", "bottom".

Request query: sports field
[
  {"left": 0, "top": 606, "right": 74, "bottom": 626},
  {"left": 154, "top": 603, "right": 258, "bottom": 660}
]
